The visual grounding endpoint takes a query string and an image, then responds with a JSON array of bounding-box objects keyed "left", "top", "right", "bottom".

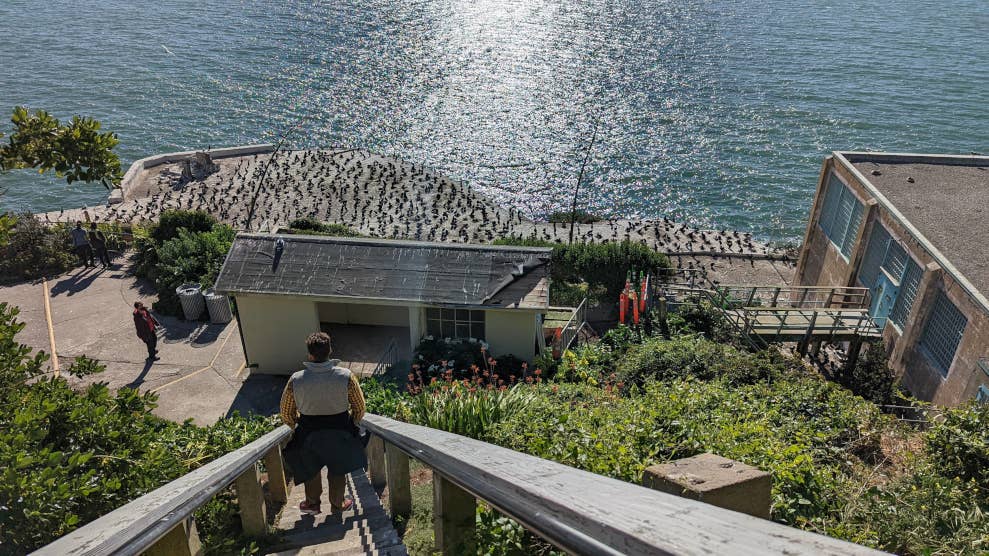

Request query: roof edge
[
  {"left": 217, "top": 289, "right": 548, "bottom": 310},
  {"left": 236, "top": 232, "right": 554, "bottom": 254},
  {"left": 836, "top": 151, "right": 989, "bottom": 167},
  {"left": 832, "top": 151, "right": 989, "bottom": 315}
]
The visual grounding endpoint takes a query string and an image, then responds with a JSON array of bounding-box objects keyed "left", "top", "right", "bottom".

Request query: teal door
[{"left": 869, "top": 273, "right": 899, "bottom": 328}]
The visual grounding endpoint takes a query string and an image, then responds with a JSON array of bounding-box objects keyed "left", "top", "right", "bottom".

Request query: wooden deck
[{"left": 267, "top": 470, "right": 407, "bottom": 556}]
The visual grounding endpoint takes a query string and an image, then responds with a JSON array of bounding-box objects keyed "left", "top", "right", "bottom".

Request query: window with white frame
[
  {"left": 919, "top": 292, "right": 967, "bottom": 376},
  {"left": 426, "top": 308, "right": 485, "bottom": 340},
  {"left": 818, "top": 174, "right": 864, "bottom": 258}
]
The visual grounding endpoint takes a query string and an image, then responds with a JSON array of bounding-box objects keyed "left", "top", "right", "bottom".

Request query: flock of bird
[{"left": 40, "top": 149, "right": 775, "bottom": 268}]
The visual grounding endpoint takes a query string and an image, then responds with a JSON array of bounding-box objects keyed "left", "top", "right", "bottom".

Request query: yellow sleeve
[
  {"left": 279, "top": 380, "right": 298, "bottom": 428},
  {"left": 348, "top": 374, "right": 366, "bottom": 423}
]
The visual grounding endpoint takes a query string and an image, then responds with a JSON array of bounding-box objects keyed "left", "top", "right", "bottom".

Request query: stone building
[
  {"left": 214, "top": 233, "right": 551, "bottom": 375},
  {"left": 795, "top": 152, "right": 989, "bottom": 406}
]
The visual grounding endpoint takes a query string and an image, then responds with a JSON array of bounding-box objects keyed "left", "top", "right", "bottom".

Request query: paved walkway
[
  {"left": 268, "top": 470, "right": 406, "bottom": 556},
  {"left": 0, "top": 262, "right": 285, "bottom": 424}
]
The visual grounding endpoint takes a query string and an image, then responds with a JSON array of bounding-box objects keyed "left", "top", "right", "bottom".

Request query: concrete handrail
[
  {"left": 33, "top": 425, "right": 292, "bottom": 556},
  {"left": 361, "top": 413, "right": 885, "bottom": 555}
]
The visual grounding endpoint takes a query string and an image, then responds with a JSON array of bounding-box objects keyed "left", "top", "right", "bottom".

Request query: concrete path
[
  {"left": 0, "top": 261, "right": 286, "bottom": 424},
  {"left": 268, "top": 470, "right": 407, "bottom": 556}
]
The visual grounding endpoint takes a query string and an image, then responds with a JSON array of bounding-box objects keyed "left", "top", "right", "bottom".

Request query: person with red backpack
[{"left": 133, "top": 301, "right": 160, "bottom": 361}]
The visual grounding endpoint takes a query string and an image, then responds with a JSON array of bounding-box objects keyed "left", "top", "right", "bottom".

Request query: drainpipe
[{"left": 230, "top": 296, "right": 251, "bottom": 372}]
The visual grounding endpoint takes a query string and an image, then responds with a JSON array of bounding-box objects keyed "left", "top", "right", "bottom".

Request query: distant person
[
  {"left": 88, "top": 223, "right": 111, "bottom": 268},
  {"left": 70, "top": 221, "right": 94, "bottom": 268},
  {"left": 133, "top": 301, "right": 160, "bottom": 361},
  {"left": 280, "top": 332, "right": 367, "bottom": 515}
]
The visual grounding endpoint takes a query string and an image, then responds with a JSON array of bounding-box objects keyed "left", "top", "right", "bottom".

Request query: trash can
[
  {"left": 175, "top": 283, "right": 205, "bottom": 321},
  {"left": 203, "top": 288, "right": 233, "bottom": 324}
]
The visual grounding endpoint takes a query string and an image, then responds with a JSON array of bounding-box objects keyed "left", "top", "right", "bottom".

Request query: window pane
[
  {"left": 837, "top": 189, "right": 863, "bottom": 257},
  {"left": 426, "top": 308, "right": 440, "bottom": 319},
  {"left": 441, "top": 320, "right": 455, "bottom": 339},
  {"left": 890, "top": 260, "right": 922, "bottom": 329},
  {"left": 470, "top": 310, "right": 485, "bottom": 323},
  {"left": 442, "top": 309, "right": 455, "bottom": 320},
  {"left": 456, "top": 309, "right": 470, "bottom": 321},
  {"left": 858, "top": 224, "right": 890, "bottom": 288},
  {"left": 471, "top": 323, "right": 486, "bottom": 340},
  {"left": 456, "top": 323, "right": 471, "bottom": 339},
  {"left": 881, "top": 241, "right": 908, "bottom": 282},
  {"left": 819, "top": 174, "right": 843, "bottom": 237},
  {"left": 920, "top": 292, "right": 968, "bottom": 376},
  {"left": 426, "top": 319, "right": 441, "bottom": 337}
]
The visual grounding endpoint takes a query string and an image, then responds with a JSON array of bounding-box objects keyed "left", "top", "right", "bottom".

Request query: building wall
[
  {"left": 485, "top": 310, "right": 540, "bottom": 360},
  {"left": 317, "top": 302, "right": 408, "bottom": 327},
  {"left": 796, "top": 155, "right": 989, "bottom": 406},
  {"left": 235, "top": 294, "right": 319, "bottom": 374}
]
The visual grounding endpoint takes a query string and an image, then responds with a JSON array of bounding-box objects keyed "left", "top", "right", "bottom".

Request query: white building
[{"left": 214, "top": 233, "right": 551, "bottom": 375}]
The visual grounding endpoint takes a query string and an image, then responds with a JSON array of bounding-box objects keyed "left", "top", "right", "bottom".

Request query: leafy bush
[
  {"left": 838, "top": 341, "right": 899, "bottom": 406},
  {"left": 151, "top": 210, "right": 219, "bottom": 244},
  {"left": 546, "top": 210, "right": 601, "bottom": 224},
  {"left": 617, "top": 335, "right": 786, "bottom": 387},
  {"left": 0, "top": 213, "right": 75, "bottom": 284},
  {"left": 0, "top": 302, "right": 276, "bottom": 553},
  {"left": 284, "top": 218, "right": 362, "bottom": 237},
  {"left": 406, "top": 379, "right": 536, "bottom": 440},
  {"left": 148, "top": 224, "right": 236, "bottom": 316},
  {"left": 925, "top": 402, "right": 989, "bottom": 486},
  {"left": 413, "top": 337, "right": 489, "bottom": 378},
  {"left": 361, "top": 376, "right": 409, "bottom": 418},
  {"left": 493, "top": 238, "right": 669, "bottom": 304}
]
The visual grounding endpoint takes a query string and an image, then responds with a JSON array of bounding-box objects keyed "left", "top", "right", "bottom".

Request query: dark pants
[
  {"left": 93, "top": 244, "right": 111, "bottom": 267},
  {"left": 143, "top": 334, "right": 158, "bottom": 358},
  {"left": 75, "top": 245, "right": 94, "bottom": 267}
]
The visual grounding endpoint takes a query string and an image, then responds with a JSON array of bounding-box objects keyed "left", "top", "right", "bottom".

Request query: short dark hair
[{"left": 306, "top": 332, "right": 332, "bottom": 361}]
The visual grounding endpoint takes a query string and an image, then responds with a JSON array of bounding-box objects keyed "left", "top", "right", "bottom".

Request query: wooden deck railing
[
  {"left": 33, "top": 425, "right": 293, "bottom": 556},
  {"left": 37, "top": 414, "right": 888, "bottom": 555},
  {"left": 712, "top": 285, "right": 870, "bottom": 310},
  {"left": 558, "top": 297, "right": 588, "bottom": 353},
  {"left": 361, "top": 414, "right": 884, "bottom": 555}
]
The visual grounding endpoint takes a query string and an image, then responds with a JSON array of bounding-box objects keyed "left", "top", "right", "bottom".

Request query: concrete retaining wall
[{"left": 113, "top": 144, "right": 275, "bottom": 203}]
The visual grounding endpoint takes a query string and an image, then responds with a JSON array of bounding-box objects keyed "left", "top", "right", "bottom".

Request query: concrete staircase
[{"left": 267, "top": 470, "right": 407, "bottom": 556}]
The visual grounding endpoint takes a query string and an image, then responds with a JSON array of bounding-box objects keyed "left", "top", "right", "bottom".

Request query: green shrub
[
  {"left": 150, "top": 225, "right": 236, "bottom": 316},
  {"left": 546, "top": 210, "right": 601, "bottom": 224},
  {"left": 151, "top": 210, "right": 218, "bottom": 244},
  {"left": 493, "top": 238, "right": 670, "bottom": 304},
  {"left": 285, "top": 218, "right": 362, "bottom": 237},
  {"left": 925, "top": 402, "right": 989, "bottom": 486},
  {"left": 406, "top": 380, "right": 535, "bottom": 440},
  {"left": 360, "top": 377, "right": 409, "bottom": 418},
  {"left": 839, "top": 342, "right": 899, "bottom": 406},
  {"left": 0, "top": 302, "right": 276, "bottom": 553},
  {"left": 0, "top": 213, "right": 75, "bottom": 283},
  {"left": 617, "top": 335, "right": 785, "bottom": 387}
]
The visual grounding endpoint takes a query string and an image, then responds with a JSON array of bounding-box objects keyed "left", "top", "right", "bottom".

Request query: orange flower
[{"left": 534, "top": 369, "right": 542, "bottom": 376}]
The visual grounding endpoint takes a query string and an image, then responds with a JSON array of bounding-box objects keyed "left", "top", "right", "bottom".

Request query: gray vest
[{"left": 290, "top": 360, "right": 352, "bottom": 416}]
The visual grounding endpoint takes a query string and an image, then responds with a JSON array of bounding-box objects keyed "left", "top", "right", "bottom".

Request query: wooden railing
[
  {"left": 33, "top": 425, "right": 293, "bottom": 556},
  {"left": 361, "top": 414, "right": 884, "bottom": 555},
  {"left": 38, "top": 413, "right": 888, "bottom": 555}
]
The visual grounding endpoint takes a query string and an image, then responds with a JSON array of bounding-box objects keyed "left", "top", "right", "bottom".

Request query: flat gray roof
[
  {"left": 840, "top": 152, "right": 989, "bottom": 300},
  {"left": 214, "top": 233, "right": 552, "bottom": 310}
]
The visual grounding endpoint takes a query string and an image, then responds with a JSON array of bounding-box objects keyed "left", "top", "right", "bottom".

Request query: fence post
[
  {"left": 263, "top": 444, "right": 289, "bottom": 504},
  {"left": 433, "top": 473, "right": 476, "bottom": 555},
  {"left": 234, "top": 463, "right": 267, "bottom": 537},
  {"left": 145, "top": 518, "right": 202, "bottom": 556},
  {"left": 385, "top": 443, "right": 412, "bottom": 519},
  {"left": 367, "top": 435, "right": 387, "bottom": 489}
]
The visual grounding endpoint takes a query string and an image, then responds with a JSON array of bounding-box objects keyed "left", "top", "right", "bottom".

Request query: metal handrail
[
  {"left": 558, "top": 298, "right": 587, "bottom": 352},
  {"left": 361, "top": 414, "right": 885, "bottom": 555},
  {"left": 371, "top": 337, "right": 400, "bottom": 376},
  {"left": 33, "top": 425, "right": 293, "bottom": 556}
]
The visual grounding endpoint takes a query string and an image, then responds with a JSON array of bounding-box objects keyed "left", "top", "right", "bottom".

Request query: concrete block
[{"left": 642, "top": 452, "right": 771, "bottom": 519}]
